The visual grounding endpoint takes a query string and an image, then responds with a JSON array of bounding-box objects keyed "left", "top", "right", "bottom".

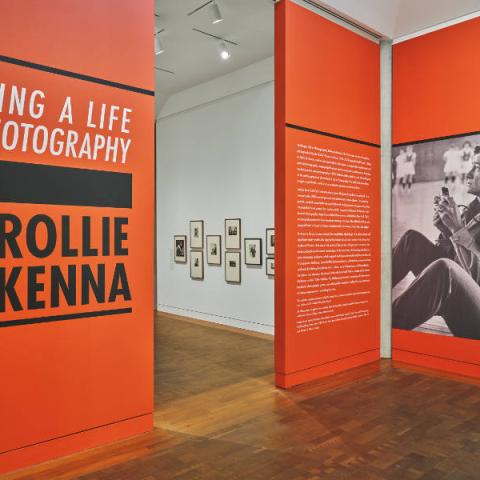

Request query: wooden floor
[{"left": 4, "top": 313, "right": 480, "bottom": 480}]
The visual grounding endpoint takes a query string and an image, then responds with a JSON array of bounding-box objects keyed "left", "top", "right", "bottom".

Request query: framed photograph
[
  {"left": 244, "top": 238, "right": 262, "bottom": 266},
  {"left": 174, "top": 235, "right": 187, "bottom": 263},
  {"left": 190, "top": 220, "right": 204, "bottom": 249},
  {"left": 266, "top": 256, "right": 274, "bottom": 276},
  {"left": 266, "top": 228, "right": 275, "bottom": 256},
  {"left": 225, "top": 218, "right": 241, "bottom": 250},
  {"left": 190, "top": 250, "right": 204, "bottom": 280},
  {"left": 206, "top": 235, "right": 222, "bottom": 265},
  {"left": 225, "top": 251, "right": 241, "bottom": 283}
]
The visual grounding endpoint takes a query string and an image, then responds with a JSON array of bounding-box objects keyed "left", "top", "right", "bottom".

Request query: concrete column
[{"left": 380, "top": 39, "right": 392, "bottom": 358}]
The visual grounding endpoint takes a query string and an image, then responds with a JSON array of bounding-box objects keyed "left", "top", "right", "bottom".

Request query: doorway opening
[{"left": 154, "top": 0, "right": 275, "bottom": 422}]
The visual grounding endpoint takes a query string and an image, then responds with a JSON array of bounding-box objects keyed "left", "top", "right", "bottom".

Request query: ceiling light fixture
[
  {"left": 218, "top": 41, "right": 230, "bottom": 60},
  {"left": 154, "top": 36, "right": 164, "bottom": 55},
  {"left": 154, "top": 29, "right": 165, "bottom": 55},
  {"left": 210, "top": 1, "right": 223, "bottom": 24},
  {"left": 188, "top": 1, "right": 224, "bottom": 24},
  {"left": 191, "top": 28, "right": 239, "bottom": 60}
]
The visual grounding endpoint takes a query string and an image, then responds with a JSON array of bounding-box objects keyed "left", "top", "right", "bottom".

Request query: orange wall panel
[
  {"left": 393, "top": 17, "right": 480, "bottom": 144},
  {"left": 0, "top": 1, "right": 153, "bottom": 91},
  {"left": 275, "top": 1, "right": 380, "bottom": 388},
  {"left": 392, "top": 18, "right": 480, "bottom": 376},
  {"left": 0, "top": 0, "right": 153, "bottom": 474},
  {"left": 284, "top": 3, "right": 380, "bottom": 145}
]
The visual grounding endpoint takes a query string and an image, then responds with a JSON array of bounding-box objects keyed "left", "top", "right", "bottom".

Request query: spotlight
[
  {"left": 210, "top": 1, "right": 223, "bottom": 24},
  {"left": 218, "top": 41, "right": 230, "bottom": 60},
  {"left": 155, "top": 33, "right": 164, "bottom": 55}
]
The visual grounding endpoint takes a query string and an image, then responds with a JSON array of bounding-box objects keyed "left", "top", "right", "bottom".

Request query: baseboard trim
[
  {"left": 156, "top": 310, "right": 273, "bottom": 340},
  {"left": 156, "top": 304, "right": 273, "bottom": 335},
  {"left": 276, "top": 350, "right": 380, "bottom": 388},
  {"left": 392, "top": 349, "right": 480, "bottom": 380},
  {"left": 0, "top": 413, "right": 153, "bottom": 475}
]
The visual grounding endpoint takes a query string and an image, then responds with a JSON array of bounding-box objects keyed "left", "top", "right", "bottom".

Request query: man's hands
[
  {"left": 436, "top": 196, "right": 463, "bottom": 233},
  {"left": 433, "top": 210, "right": 451, "bottom": 236}
]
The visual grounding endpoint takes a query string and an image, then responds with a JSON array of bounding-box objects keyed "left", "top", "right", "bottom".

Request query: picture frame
[
  {"left": 190, "top": 220, "right": 204, "bottom": 249},
  {"left": 266, "top": 256, "right": 274, "bottom": 276},
  {"left": 174, "top": 235, "right": 187, "bottom": 263},
  {"left": 206, "top": 235, "right": 222, "bottom": 265},
  {"left": 225, "top": 251, "right": 241, "bottom": 283},
  {"left": 225, "top": 218, "right": 241, "bottom": 250},
  {"left": 244, "top": 238, "right": 262, "bottom": 266},
  {"left": 190, "top": 250, "right": 204, "bottom": 280},
  {"left": 266, "top": 228, "right": 275, "bottom": 256}
]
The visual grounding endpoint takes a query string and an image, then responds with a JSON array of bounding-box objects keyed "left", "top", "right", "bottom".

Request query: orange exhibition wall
[
  {"left": 275, "top": 1, "right": 381, "bottom": 388},
  {"left": 392, "top": 18, "right": 480, "bottom": 377},
  {"left": 0, "top": 1, "right": 154, "bottom": 474}
]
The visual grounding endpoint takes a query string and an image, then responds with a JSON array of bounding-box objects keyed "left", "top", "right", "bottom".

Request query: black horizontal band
[
  {"left": 0, "top": 55, "right": 154, "bottom": 96},
  {"left": 393, "top": 130, "right": 480, "bottom": 147},
  {"left": 0, "top": 308, "right": 132, "bottom": 328},
  {"left": 0, "top": 160, "right": 132, "bottom": 208},
  {"left": 286, "top": 123, "right": 380, "bottom": 148}
]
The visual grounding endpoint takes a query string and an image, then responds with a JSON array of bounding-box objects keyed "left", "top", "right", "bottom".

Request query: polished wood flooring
[{"left": 4, "top": 313, "right": 480, "bottom": 480}]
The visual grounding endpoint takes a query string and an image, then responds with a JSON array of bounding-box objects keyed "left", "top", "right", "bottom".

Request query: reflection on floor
[
  {"left": 5, "top": 313, "right": 480, "bottom": 480},
  {"left": 392, "top": 179, "right": 474, "bottom": 336}
]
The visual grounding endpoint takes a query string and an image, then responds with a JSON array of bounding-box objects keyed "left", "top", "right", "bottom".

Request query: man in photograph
[{"left": 392, "top": 157, "right": 480, "bottom": 339}]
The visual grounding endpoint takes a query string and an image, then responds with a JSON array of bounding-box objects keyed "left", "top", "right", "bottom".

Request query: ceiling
[
  {"left": 154, "top": 0, "right": 274, "bottom": 98},
  {"left": 318, "top": 0, "right": 480, "bottom": 39},
  {"left": 154, "top": 0, "right": 480, "bottom": 112}
]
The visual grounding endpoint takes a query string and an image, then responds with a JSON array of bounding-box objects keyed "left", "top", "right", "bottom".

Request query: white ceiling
[
  {"left": 154, "top": 0, "right": 274, "bottom": 98},
  {"left": 318, "top": 0, "right": 480, "bottom": 39},
  {"left": 154, "top": 0, "right": 480, "bottom": 111},
  {"left": 394, "top": 0, "right": 480, "bottom": 38}
]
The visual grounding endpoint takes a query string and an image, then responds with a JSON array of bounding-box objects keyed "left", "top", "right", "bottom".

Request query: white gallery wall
[{"left": 156, "top": 58, "right": 274, "bottom": 334}]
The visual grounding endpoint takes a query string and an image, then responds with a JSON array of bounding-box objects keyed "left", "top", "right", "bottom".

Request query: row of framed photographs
[
  {"left": 176, "top": 235, "right": 272, "bottom": 266},
  {"left": 188, "top": 219, "right": 274, "bottom": 255},
  {"left": 189, "top": 250, "right": 274, "bottom": 282},
  {"left": 176, "top": 226, "right": 274, "bottom": 263}
]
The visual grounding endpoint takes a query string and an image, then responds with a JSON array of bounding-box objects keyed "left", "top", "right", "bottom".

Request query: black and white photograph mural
[{"left": 392, "top": 134, "right": 480, "bottom": 339}]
